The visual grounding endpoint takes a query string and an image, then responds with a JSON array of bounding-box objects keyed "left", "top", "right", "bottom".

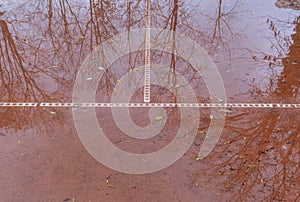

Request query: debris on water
[
  {"left": 209, "top": 115, "right": 213, "bottom": 120},
  {"left": 195, "top": 181, "right": 199, "bottom": 187},
  {"left": 0, "top": 132, "right": 5, "bottom": 137},
  {"left": 243, "top": 136, "right": 247, "bottom": 140},
  {"left": 154, "top": 116, "right": 163, "bottom": 121},
  {"left": 220, "top": 109, "right": 232, "bottom": 113},
  {"left": 282, "top": 145, "right": 288, "bottom": 150},
  {"left": 174, "top": 84, "right": 180, "bottom": 88},
  {"left": 218, "top": 98, "right": 223, "bottom": 102},
  {"left": 50, "top": 111, "right": 56, "bottom": 115},
  {"left": 98, "top": 66, "right": 104, "bottom": 71},
  {"left": 247, "top": 164, "right": 256, "bottom": 168},
  {"left": 133, "top": 67, "right": 141, "bottom": 71},
  {"left": 198, "top": 130, "right": 206, "bottom": 134},
  {"left": 86, "top": 77, "right": 92, "bottom": 81},
  {"left": 116, "top": 79, "right": 121, "bottom": 83},
  {"left": 63, "top": 198, "right": 70, "bottom": 202},
  {"left": 105, "top": 176, "right": 115, "bottom": 188},
  {"left": 17, "top": 139, "right": 21, "bottom": 144},
  {"left": 195, "top": 156, "right": 201, "bottom": 161}
]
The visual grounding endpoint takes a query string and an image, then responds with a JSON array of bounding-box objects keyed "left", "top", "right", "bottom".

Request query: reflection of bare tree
[
  {"left": 245, "top": 16, "right": 299, "bottom": 100},
  {"left": 0, "top": 0, "right": 235, "bottom": 131},
  {"left": 195, "top": 16, "right": 300, "bottom": 201},
  {"left": 203, "top": 0, "right": 246, "bottom": 55}
]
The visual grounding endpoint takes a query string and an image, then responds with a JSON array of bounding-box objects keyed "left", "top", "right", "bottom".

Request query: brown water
[{"left": 0, "top": 0, "right": 299, "bottom": 201}]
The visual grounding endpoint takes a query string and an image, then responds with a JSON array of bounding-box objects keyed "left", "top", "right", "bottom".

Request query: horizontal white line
[{"left": 0, "top": 102, "right": 299, "bottom": 108}]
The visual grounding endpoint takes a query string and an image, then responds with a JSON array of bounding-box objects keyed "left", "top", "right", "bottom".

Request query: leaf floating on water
[
  {"left": 154, "top": 116, "right": 163, "bottom": 121},
  {"left": 195, "top": 157, "right": 201, "bottom": 161},
  {"left": 133, "top": 67, "right": 141, "bottom": 71},
  {"left": 17, "top": 139, "right": 21, "bottom": 144},
  {"left": 209, "top": 115, "right": 213, "bottom": 120},
  {"left": 220, "top": 109, "right": 232, "bottom": 113},
  {"left": 105, "top": 177, "right": 115, "bottom": 188},
  {"left": 198, "top": 130, "right": 206, "bottom": 134},
  {"left": 195, "top": 181, "right": 199, "bottom": 187},
  {"left": 116, "top": 80, "right": 121, "bottom": 83},
  {"left": 247, "top": 164, "right": 256, "bottom": 168},
  {"left": 243, "top": 136, "right": 247, "bottom": 140}
]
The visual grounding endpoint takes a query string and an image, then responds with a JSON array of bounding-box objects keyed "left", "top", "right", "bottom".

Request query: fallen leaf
[
  {"left": 86, "top": 77, "right": 92, "bottom": 81},
  {"left": 247, "top": 164, "right": 256, "bottom": 168},
  {"left": 154, "top": 116, "right": 163, "bottom": 121},
  {"left": 195, "top": 181, "right": 199, "bottom": 187},
  {"left": 209, "top": 115, "right": 213, "bottom": 120},
  {"left": 220, "top": 109, "right": 232, "bottom": 113},
  {"left": 133, "top": 67, "right": 141, "bottom": 71},
  {"left": 17, "top": 139, "right": 21, "bottom": 144},
  {"left": 116, "top": 80, "right": 121, "bottom": 83},
  {"left": 195, "top": 157, "right": 201, "bottom": 161},
  {"left": 50, "top": 111, "right": 56, "bottom": 115}
]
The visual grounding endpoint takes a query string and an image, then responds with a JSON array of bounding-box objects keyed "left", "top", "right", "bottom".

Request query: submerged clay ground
[{"left": 0, "top": 0, "right": 299, "bottom": 201}]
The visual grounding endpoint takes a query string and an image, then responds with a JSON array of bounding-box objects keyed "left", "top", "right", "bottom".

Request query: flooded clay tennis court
[{"left": 0, "top": 0, "right": 299, "bottom": 201}]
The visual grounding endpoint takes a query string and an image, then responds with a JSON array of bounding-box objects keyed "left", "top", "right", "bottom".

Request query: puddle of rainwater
[{"left": 0, "top": 0, "right": 299, "bottom": 201}]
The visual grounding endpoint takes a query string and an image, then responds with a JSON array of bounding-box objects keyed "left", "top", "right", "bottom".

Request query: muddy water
[{"left": 0, "top": 0, "right": 299, "bottom": 201}]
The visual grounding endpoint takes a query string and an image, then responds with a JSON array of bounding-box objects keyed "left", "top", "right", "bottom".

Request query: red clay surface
[{"left": 0, "top": 0, "right": 299, "bottom": 201}]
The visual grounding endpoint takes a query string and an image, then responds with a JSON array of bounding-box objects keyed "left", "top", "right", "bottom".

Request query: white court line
[
  {"left": 143, "top": 0, "right": 151, "bottom": 103},
  {"left": 0, "top": 102, "right": 299, "bottom": 108}
]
